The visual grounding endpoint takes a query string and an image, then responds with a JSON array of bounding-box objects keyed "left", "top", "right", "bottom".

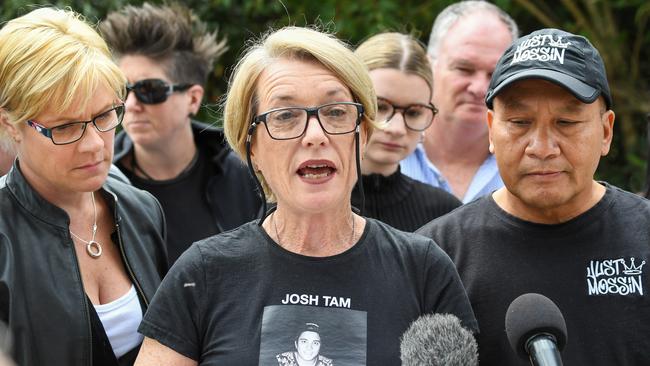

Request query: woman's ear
[{"left": 0, "top": 109, "right": 21, "bottom": 143}]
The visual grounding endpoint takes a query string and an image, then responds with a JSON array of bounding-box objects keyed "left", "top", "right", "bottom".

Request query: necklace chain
[
  {"left": 69, "top": 191, "right": 103, "bottom": 258},
  {"left": 272, "top": 211, "right": 356, "bottom": 248}
]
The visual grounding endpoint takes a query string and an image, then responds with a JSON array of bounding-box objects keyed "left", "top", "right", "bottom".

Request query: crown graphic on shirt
[{"left": 623, "top": 257, "right": 646, "bottom": 275}]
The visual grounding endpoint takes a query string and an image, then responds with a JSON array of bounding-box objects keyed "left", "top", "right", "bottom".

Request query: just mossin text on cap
[{"left": 485, "top": 28, "right": 612, "bottom": 109}]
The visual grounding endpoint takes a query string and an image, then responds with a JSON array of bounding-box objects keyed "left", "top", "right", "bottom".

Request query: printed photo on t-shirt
[{"left": 258, "top": 305, "right": 367, "bottom": 366}]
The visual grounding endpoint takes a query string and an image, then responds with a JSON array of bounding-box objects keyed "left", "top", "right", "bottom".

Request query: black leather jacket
[
  {"left": 113, "top": 120, "right": 262, "bottom": 233},
  {"left": 0, "top": 162, "right": 168, "bottom": 366}
]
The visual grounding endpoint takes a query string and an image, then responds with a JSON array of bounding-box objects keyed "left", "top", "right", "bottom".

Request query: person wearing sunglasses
[
  {"left": 0, "top": 8, "right": 168, "bottom": 366},
  {"left": 133, "top": 26, "right": 476, "bottom": 366},
  {"left": 351, "top": 33, "right": 461, "bottom": 232},
  {"left": 100, "top": 3, "right": 261, "bottom": 265}
]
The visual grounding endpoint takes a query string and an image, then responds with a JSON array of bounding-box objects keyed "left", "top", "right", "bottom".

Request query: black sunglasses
[{"left": 126, "top": 78, "right": 193, "bottom": 104}]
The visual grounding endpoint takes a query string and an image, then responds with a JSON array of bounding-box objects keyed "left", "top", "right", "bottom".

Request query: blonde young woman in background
[
  {"left": 352, "top": 33, "right": 461, "bottom": 232},
  {"left": 0, "top": 8, "right": 167, "bottom": 366}
]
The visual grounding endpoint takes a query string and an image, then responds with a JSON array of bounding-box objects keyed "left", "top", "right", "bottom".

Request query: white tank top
[{"left": 93, "top": 285, "right": 144, "bottom": 358}]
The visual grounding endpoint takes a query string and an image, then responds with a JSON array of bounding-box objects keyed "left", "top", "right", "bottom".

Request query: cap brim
[{"left": 486, "top": 69, "right": 601, "bottom": 108}]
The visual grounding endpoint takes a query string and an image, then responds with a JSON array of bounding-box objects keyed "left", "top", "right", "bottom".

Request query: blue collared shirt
[{"left": 400, "top": 144, "right": 504, "bottom": 204}]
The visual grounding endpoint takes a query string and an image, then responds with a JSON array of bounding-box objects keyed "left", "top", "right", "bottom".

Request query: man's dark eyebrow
[
  {"left": 499, "top": 97, "right": 530, "bottom": 112},
  {"left": 557, "top": 99, "right": 587, "bottom": 114}
]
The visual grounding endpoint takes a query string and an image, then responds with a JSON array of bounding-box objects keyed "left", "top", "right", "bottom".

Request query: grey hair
[{"left": 427, "top": 0, "right": 519, "bottom": 60}]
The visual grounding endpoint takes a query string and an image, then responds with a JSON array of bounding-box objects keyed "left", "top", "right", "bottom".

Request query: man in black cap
[{"left": 417, "top": 28, "right": 650, "bottom": 365}]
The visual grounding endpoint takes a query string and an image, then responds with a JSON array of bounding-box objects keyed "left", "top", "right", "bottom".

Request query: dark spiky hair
[{"left": 99, "top": 2, "right": 227, "bottom": 86}]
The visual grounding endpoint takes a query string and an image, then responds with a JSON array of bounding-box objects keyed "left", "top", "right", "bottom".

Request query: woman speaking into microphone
[{"left": 134, "top": 26, "right": 476, "bottom": 366}]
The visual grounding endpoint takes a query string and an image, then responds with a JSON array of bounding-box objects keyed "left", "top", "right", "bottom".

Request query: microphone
[
  {"left": 400, "top": 313, "right": 478, "bottom": 366},
  {"left": 505, "top": 293, "right": 568, "bottom": 366}
]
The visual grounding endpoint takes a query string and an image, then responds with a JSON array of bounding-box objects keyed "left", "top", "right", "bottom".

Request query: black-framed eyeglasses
[
  {"left": 376, "top": 97, "right": 437, "bottom": 131},
  {"left": 126, "top": 78, "right": 193, "bottom": 105},
  {"left": 252, "top": 102, "right": 364, "bottom": 140},
  {"left": 26, "top": 104, "right": 125, "bottom": 145}
]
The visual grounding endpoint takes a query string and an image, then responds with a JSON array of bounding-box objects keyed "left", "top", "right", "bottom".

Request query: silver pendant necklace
[{"left": 69, "top": 191, "right": 102, "bottom": 258}]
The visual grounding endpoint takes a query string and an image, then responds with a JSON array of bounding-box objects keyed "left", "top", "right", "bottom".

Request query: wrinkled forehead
[{"left": 256, "top": 58, "right": 352, "bottom": 106}]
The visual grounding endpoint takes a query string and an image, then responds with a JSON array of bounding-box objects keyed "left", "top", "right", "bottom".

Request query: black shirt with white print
[
  {"left": 139, "top": 218, "right": 477, "bottom": 365},
  {"left": 417, "top": 183, "right": 650, "bottom": 366}
]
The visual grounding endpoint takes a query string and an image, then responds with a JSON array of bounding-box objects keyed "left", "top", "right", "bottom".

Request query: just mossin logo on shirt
[
  {"left": 510, "top": 34, "right": 572, "bottom": 65},
  {"left": 586, "top": 257, "right": 646, "bottom": 296}
]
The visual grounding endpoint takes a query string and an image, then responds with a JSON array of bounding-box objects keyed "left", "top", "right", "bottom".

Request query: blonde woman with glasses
[
  {"left": 0, "top": 8, "right": 167, "bottom": 366},
  {"left": 352, "top": 33, "right": 462, "bottom": 232},
  {"left": 134, "top": 26, "right": 476, "bottom": 366}
]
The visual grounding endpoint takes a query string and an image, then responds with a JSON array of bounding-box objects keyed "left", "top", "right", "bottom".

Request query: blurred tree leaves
[{"left": 2, "top": 0, "right": 648, "bottom": 191}]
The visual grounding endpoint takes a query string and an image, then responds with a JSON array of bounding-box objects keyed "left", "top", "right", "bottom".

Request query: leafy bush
[{"left": 2, "top": 0, "right": 648, "bottom": 191}]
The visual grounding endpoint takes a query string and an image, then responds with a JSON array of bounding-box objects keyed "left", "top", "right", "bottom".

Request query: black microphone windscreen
[
  {"left": 505, "top": 293, "right": 568, "bottom": 359},
  {"left": 400, "top": 313, "right": 478, "bottom": 366}
]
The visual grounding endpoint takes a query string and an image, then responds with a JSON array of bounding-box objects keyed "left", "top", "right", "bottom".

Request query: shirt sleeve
[
  {"left": 422, "top": 240, "right": 479, "bottom": 334},
  {"left": 138, "top": 243, "right": 207, "bottom": 360}
]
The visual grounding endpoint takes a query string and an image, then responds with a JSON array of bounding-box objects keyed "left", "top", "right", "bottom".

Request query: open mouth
[{"left": 297, "top": 161, "right": 336, "bottom": 179}]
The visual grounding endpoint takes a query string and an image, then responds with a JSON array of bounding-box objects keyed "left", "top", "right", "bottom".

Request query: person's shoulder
[
  {"left": 605, "top": 183, "right": 650, "bottom": 207},
  {"left": 192, "top": 120, "right": 249, "bottom": 171},
  {"left": 112, "top": 129, "right": 133, "bottom": 161},
  {"left": 104, "top": 175, "right": 163, "bottom": 217},
  {"left": 191, "top": 221, "right": 263, "bottom": 259},
  {"left": 169, "top": 222, "right": 263, "bottom": 277},
  {"left": 318, "top": 355, "right": 333, "bottom": 366},
  {"left": 369, "top": 218, "right": 429, "bottom": 243},
  {"left": 602, "top": 183, "right": 650, "bottom": 221},
  {"left": 405, "top": 175, "right": 462, "bottom": 206},
  {"left": 367, "top": 218, "right": 457, "bottom": 273},
  {"left": 276, "top": 351, "right": 295, "bottom": 364},
  {"left": 367, "top": 218, "right": 439, "bottom": 255},
  {"left": 106, "top": 175, "right": 153, "bottom": 202},
  {"left": 416, "top": 195, "right": 492, "bottom": 236}
]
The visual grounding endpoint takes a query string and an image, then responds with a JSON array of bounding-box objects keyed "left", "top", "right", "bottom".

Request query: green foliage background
[{"left": 2, "top": 0, "right": 649, "bottom": 192}]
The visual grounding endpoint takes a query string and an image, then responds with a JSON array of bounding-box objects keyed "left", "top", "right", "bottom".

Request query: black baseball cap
[{"left": 485, "top": 28, "right": 612, "bottom": 109}]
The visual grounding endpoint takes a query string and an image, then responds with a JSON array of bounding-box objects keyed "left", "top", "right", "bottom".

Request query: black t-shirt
[
  {"left": 122, "top": 149, "right": 219, "bottom": 264},
  {"left": 139, "top": 218, "right": 477, "bottom": 365},
  {"left": 417, "top": 184, "right": 650, "bottom": 366}
]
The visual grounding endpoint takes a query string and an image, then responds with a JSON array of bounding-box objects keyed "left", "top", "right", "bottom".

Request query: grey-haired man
[
  {"left": 418, "top": 28, "right": 650, "bottom": 365},
  {"left": 401, "top": 1, "right": 518, "bottom": 203}
]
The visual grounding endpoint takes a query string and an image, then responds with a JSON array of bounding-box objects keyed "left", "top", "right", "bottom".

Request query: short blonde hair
[
  {"left": 355, "top": 32, "right": 433, "bottom": 98},
  {"left": 0, "top": 8, "right": 125, "bottom": 142},
  {"left": 223, "top": 26, "right": 378, "bottom": 199}
]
